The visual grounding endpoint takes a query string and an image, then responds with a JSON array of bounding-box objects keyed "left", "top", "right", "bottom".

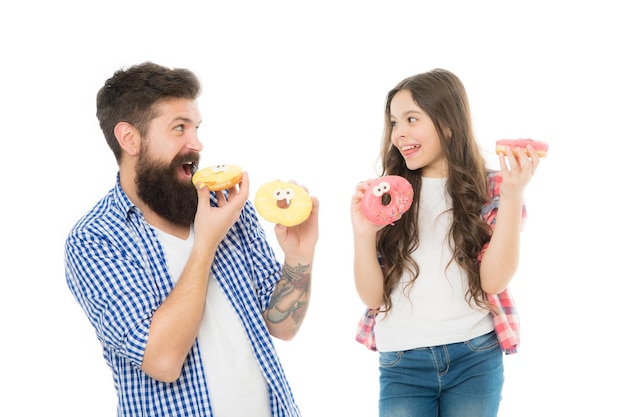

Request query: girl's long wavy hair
[{"left": 377, "top": 69, "right": 492, "bottom": 313}]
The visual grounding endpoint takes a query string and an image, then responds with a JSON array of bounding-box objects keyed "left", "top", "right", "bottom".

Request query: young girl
[{"left": 350, "top": 69, "right": 541, "bottom": 417}]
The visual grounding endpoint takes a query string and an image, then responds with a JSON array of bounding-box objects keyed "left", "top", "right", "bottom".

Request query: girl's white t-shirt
[
  {"left": 374, "top": 177, "right": 494, "bottom": 352},
  {"left": 155, "top": 227, "right": 270, "bottom": 417}
]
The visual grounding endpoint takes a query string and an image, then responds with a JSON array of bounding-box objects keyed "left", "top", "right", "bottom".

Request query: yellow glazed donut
[
  {"left": 255, "top": 180, "right": 313, "bottom": 227},
  {"left": 191, "top": 164, "right": 243, "bottom": 191},
  {"left": 361, "top": 175, "right": 413, "bottom": 226}
]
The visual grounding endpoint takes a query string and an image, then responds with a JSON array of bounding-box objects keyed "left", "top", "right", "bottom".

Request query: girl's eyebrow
[{"left": 391, "top": 109, "right": 422, "bottom": 119}]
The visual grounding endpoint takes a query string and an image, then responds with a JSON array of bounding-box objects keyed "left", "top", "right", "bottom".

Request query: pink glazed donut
[{"left": 361, "top": 175, "right": 414, "bottom": 226}]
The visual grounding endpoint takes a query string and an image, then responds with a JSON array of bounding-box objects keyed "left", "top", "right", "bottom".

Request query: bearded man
[{"left": 65, "top": 62, "right": 319, "bottom": 417}]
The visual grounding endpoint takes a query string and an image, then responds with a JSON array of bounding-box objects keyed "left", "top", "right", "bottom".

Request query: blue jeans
[{"left": 378, "top": 331, "right": 504, "bottom": 417}]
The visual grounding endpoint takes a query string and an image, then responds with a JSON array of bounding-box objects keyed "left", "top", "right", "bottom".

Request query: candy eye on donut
[
  {"left": 273, "top": 188, "right": 295, "bottom": 203},
  {"left": 272, "top": 188, "right": 296, "bottom": 209},
  {"left": 372, "top": 181, "right": 391, "bottom": 197},
  {"left": 213, "top": 164, "right": 228, "bottom": 173}
]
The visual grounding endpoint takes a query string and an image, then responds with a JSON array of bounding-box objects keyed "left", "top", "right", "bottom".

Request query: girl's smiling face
[{"left": 390, "top": 89, "right": 448, "bottom": 178}]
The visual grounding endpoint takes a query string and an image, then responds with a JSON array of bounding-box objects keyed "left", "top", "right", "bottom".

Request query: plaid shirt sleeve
[
  {"left": 355, "top": 170, "right": 525, "bottom": 354},
  {"left": 354, "top": 248, "right": 385, "bottom": 351},
  {"left": 479, "top": 170, "right": 524, "bottom": 354},
  {"left": 355, "top": 308, "right": 378, "bottom": 351},
  {"left": 486, "top": 290, "right": 520, "bottom": 354}
]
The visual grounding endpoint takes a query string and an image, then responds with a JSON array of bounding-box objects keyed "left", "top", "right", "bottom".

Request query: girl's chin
[{"left": 404, "top": 161, "right": 422, "bottom": 171}]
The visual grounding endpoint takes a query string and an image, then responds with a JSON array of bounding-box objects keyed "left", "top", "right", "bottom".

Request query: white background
[{"left": 2, "top": 1, "right": 624, "bottom": 415}]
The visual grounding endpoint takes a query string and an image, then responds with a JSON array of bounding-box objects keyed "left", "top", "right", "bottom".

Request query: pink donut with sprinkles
[{"left": 361, "top": 175, "right": 414, "bottom": 226}]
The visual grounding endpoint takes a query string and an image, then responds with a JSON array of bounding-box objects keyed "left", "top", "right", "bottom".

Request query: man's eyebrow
[{"left": 171, "top": 116, "right": 201, "bottom": 125}]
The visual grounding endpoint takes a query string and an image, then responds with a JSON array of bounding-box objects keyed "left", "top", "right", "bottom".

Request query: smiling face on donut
[
  {"left": 255, "top": 180, "right": 312, "bottom": 226},
  {"left": 361, "top": 175, "right": 414, "bottom": 226}
]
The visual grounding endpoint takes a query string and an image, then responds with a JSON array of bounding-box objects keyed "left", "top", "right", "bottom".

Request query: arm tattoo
[{"left": 266, "top": 263, "right": 311, "bottom": 324}]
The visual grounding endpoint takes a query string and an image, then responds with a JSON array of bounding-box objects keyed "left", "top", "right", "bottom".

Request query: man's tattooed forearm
[
  {"left": 266, "top": 263, "right": 311, "bottom": 324},
  {"left": 283, "top": 263, "right": 311, "bottom": 290}
]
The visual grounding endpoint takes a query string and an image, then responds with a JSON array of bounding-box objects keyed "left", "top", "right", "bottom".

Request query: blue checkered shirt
[{"left": 65, "top": 175, "right": 301, "bottom": 416}]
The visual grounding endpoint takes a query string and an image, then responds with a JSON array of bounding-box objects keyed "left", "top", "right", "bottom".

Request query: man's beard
[{"left": 135, "top": 151, "right": 199, "bottom": 227}]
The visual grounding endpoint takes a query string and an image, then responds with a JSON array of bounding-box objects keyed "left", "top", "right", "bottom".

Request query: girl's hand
[
  {"left": 498, "top": 145, "right": 541, "bottom": 199},
  {"left": 351, "top": 179, "right": 385, "bottom": 237}
]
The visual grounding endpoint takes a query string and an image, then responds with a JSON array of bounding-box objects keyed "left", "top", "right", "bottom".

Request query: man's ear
[{"left": 114, "top": 122, "right": 140, "bottom": 156}]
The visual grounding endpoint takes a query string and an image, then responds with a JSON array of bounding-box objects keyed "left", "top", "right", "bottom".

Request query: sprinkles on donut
[{"left": 361, "top": 175, "right": 414, "bottom": 226}]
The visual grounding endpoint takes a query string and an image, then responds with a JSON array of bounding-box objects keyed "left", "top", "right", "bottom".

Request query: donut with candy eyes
[
  {"left": 255, "top": 180, "right": 312, "bottom": 227},
  {"left": 361, "top": 175, "right": 414, "bottom": 226},
  {"left": 191, "top": 164, "right": 243, "bottom": 191}
]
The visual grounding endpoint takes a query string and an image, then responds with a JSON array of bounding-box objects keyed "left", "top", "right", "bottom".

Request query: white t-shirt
[
  {"left": 155, "top": 227, "right": 270, "bottom": 417},
  {"left": 374, "top": 177, "right": 494, "bottom": 352}
]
